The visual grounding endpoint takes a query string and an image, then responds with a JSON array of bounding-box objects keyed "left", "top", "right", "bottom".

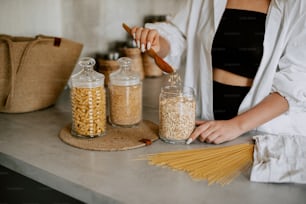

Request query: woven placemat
[{"left": 58, "top": 120, "right": 159, "bottom": 151}]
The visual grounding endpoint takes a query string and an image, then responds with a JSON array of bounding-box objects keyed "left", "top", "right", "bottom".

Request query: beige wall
[{"left": 0, "top": 0, "right": 184, "bottom": 57}]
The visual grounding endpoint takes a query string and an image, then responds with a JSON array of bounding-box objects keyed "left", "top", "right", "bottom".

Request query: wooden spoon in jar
[{"left": 122, "top": 23, "right": 175, "bottom": 74}]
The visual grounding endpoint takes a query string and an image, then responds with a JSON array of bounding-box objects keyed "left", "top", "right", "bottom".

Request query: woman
[{"left": 131, "top": 0, "right": 306, "bottom": 144}]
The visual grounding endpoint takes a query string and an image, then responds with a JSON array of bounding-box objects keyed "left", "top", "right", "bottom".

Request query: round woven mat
[{"left": 58, "top": 120, "right": 159, "bottom": 151}]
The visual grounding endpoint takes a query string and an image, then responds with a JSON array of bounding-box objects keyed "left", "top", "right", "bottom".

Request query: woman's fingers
[
  {"left": 195, "top": 120, "right": 207, "bottom": 125},
  {"left": 197, "top": 122, "right": 219, "bottom": 143},
  {"left": 202, "top": 131, "right": 220, "bottom": 143},
  {"left": 134, "top": 27, "right": 143, "bottom": 48},
  {"left": 130, "top": 26, "right": 159, "bottom": 52},
  {"left": 187, "top": 120, "right": 226, "bottom": 144},
  {"left": 186, "top": 121, "right": 210, "bottom": 144},
  {"left": 147, "top": 29, "right": 159, "bottom": 50},
  {"left": 187, "top": 119, "right": 244, "bottom": 145}
]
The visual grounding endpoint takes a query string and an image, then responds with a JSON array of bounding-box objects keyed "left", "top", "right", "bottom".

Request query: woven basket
[{"left": 0, "top": 34, "right": 83, "bottom": 113}]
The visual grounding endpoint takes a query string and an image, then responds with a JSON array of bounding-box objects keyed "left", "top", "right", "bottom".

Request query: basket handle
[{"left": 1, "top": 35, "right": 54, "bottom": 108}]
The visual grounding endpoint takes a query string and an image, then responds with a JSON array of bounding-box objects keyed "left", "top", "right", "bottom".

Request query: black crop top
[{"left": 211, "top": 9, "right": 266, "bottom": 78}]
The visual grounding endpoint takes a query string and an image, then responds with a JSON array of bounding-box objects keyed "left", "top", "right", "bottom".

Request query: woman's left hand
[
  {"left": 187, "top": 120, "right": 244, "bottom": 144},
  {"left": 186, "top": 93, "right": 290, "bottom": 145}
]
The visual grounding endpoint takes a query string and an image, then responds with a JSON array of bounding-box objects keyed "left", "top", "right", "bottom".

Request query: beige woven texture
[
  {"left": 0, "top": 35, "right": 83, "bottom": 113},
  {"left": 59, "top": 120, "right": 159, "bottom": 151}
]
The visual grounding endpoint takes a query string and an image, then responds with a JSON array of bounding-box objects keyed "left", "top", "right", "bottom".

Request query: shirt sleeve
[
  {"left": 271, "top": 14, "right": 306, "bottom": 112},
  {"left": 251, "top": 134, "right": 306, "bottom": 184},
  {"left": 144, "top": 0, "right": 192, "bottom": 70}
]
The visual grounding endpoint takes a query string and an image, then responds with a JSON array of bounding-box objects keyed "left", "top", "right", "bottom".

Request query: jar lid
[
  {"left": 71, "top": 57, "right": 105, "bottom": 88},
  {"left": 109, "top": 57, "right": 141, "bottom": 86}
]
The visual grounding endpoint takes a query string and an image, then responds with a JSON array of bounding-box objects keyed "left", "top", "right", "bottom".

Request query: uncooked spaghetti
[{"left": 143, "top": 143, "right": 254, "bottom": 185}]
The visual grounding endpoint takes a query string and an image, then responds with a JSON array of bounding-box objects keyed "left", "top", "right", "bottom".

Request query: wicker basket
[{"left": 0, "top": 34, "right": 83, "bottom": 113}]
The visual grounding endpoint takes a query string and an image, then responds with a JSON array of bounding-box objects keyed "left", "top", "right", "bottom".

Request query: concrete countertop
[{"left": 0, "top": 77, "right": 305, "bottom": 204}]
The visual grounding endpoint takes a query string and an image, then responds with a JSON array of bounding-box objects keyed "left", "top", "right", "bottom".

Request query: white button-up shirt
[{"left": 146, "top": 0, "right": 306, "bottom": 136}]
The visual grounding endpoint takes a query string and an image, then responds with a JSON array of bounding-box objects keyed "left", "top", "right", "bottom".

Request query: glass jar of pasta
[
  {"left": 159, "top": 85, "right": 196, "bottom": 144},
  {"left": 70, "top": 57, "right": 106, "bottom": 138},
  {"left": 109, "top": 57, "right": 142, "bottom": 127}
]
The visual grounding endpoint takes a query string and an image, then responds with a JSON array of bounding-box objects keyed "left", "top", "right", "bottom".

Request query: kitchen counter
[{"left": 0, "top": 77, "right": 305, "bottom": 204}]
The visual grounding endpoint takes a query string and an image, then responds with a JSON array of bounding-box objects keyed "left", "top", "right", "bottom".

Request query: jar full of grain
[
  {"left": 159, "top": 85, "right": 196, "bottom": 144},
  {"left": 109, "top": 57, "right": 142, "bottom": 127},
  {"left": 70, "top": 57, "right": 106, "bottom": 138}
]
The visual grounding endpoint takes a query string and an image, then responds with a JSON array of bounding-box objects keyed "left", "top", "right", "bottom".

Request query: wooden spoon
[{"left": 122, "top": 23, "right": 174, "bottom": 74}]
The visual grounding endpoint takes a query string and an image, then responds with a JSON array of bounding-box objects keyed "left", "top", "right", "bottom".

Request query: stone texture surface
[{"left": 1, "top": 77, "right": 306, "bottom": 204}]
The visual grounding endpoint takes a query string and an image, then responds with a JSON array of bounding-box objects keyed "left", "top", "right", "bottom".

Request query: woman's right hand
[{"left": 130, "top": 26, "right": 161, "bottom": 53}]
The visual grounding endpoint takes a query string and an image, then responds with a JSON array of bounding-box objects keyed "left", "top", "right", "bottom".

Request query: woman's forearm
[{"left": 233, "top": 92, "right": 289, "bottom": 133}]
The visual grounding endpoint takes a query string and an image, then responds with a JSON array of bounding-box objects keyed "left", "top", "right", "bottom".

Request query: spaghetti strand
[{"left": 141, "top": 143, "right": 254, "bottom": 185}]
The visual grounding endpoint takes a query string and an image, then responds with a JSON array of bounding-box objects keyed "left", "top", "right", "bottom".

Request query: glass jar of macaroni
[
  {"left": 109, "top": 57, "right": 142, "bottom": 127},
  {"left": 70, "top": 57, "right": 106, "bottom": 138},
  {"left": 159, "top": 85, "right": 196, "bottom": 144}
]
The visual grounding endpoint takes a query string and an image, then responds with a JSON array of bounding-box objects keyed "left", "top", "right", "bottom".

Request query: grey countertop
[{"left": 0, "top": 77, "right": 305, "bottom": 204}]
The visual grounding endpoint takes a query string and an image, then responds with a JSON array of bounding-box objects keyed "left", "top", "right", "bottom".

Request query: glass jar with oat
[
  {"left": 159, "top": 85, "right": 196, "bottom": 144},
  {"left": 109, "top": 57, "right": 142, "bottom": 127},
  {"left": 70, "top": 57, "right": 106, "bottom": 138}
]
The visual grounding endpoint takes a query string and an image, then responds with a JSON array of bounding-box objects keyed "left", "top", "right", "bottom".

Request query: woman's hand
[
  {"left": 187, "top": 120, "right": 245, "bottom": 144},
  {"left": 131, "top": 26, "right": 161, "bottom": 53},
  {"left": 186, "top": 93, "right": 289, "bottom": 145}
]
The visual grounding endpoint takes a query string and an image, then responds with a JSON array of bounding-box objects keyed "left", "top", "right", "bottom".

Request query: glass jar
[
  {"left": 70, "top": 57, "right": 106, "bottom": 138},
  {"left": 159, "top": 85, "right": 196, "bottom": 144},
  {"left": 109, "top": 57, "right": 142, "bottom": 127}
]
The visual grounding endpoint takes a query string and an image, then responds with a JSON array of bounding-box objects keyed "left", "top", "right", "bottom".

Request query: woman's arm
[
  {"left": 188, "top": 92, "right": 289, "bottom": 144},
  {"left": 233, "top": 92, "right": 288, "bottom": 134}
]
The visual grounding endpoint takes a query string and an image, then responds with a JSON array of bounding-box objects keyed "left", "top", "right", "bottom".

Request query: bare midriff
[{"left": 213, "top": 68, "right": 253, "bottom": 87}]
